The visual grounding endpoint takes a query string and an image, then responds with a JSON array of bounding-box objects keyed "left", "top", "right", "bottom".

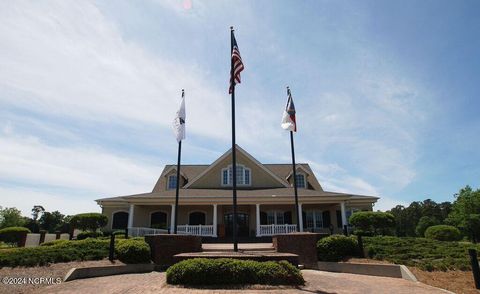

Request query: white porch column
[
  {"left": 170, "top": 204, "right": 175, "bottom": 233},
  {"left": 298, "top": 203, "right": 303, "bottom": 232},
  {"left": 340, "top": 201, "right": 347, "bottom": 227},
  {"left": 127, "top": 204, "right": 134, "bottom": 228},
  {"left": 213, "top": 204, "right": 218, "bottom": 237},
  {"left": 256, "top": 204, "right": 261, "bottom": 237}
]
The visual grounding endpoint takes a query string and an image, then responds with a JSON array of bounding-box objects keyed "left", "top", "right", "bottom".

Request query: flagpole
[
  {"left": 287, "top": 87, "right": 301, "bottom": 232},
  {"left": 230, "top": 26, "right": 238, "bottom": 252},
  {"left": 173, "top": 89, "right": 184, "bottom": 235}
]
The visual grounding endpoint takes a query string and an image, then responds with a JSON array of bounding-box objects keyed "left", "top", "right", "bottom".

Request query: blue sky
[{"left": 0, "top": 0, "right": 479, "bottom": 216}]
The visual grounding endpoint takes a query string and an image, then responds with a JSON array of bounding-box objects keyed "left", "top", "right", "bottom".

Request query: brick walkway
[{"left": 45, "top": 270, "right": 451, "bottom": 293}]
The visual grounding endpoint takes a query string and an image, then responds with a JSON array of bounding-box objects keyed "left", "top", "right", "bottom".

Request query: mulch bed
[{"left": 0, "top": 259, "right": 125, "bottom": 294}]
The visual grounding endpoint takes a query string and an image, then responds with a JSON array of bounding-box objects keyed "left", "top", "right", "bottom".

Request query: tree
[
  {"left": 349, "top": 211, "right": 395, "bottom": 235},
  {"left": 446, "top": 186, "right": 480, "bottom": 242},
  {"left": 39, "top": 211, "right": 66, "bottom": 233},
  {"left": 415, "top": 216, "right": 439, "bottom": 237},
  {"left": 70, "top": 213, "right": 108, "bottom": 232},
  {"left": 0, "top": 207, "right": 25, "bottom": 229}
]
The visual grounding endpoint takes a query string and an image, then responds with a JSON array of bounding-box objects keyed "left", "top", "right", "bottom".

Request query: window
[
  {"left": 189, "top": 212, "right": 206, "bottom": 225},
  {"left": 112, "top": 211, "right": 128, "bottom": 230},
  {"left": 221, "top": 165, "right": 251, "bottom": 186},
  {"left": 150, "top": 211, "right": 167, "bottom": 229},
  {"left": 266, "top": 211, "right": 288, "bottom": 225},
  {"left": 168, "top": 175, "right": 177, "bottom": 190},
  {"left": 305, "top": 210, "right": 323, "bottom": 230},
  {"left": 294, "top": 174, "right": 306, "bottom": 188}
]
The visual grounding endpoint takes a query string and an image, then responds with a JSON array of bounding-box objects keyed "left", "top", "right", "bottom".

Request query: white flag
[{"left": 173, "top": 90, "right": 186, "bottom": 142}]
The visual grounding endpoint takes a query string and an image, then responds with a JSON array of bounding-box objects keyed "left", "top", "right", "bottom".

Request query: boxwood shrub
[
  {"left": 317, "top": 234, "right": 358, "bottom": 261},
  {"left": 0, "top": 227, "right": 31, "bottom": 246},
  {"left": 115, "top": 239, "right": 151, "bottom": 264},
  {"left": 166, "top": 258, "right": 304, "bottom": 286},
  {"left": 424, "top": 225, "right": 461, "bottom": 241}
]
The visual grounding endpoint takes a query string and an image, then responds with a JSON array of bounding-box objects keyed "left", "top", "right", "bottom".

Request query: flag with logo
[
  {"left": 281, "top": 87, "right": 296, "bottom": 132},
  {"left": 173, "top": 90, "right": 186, "bottom": 142}
]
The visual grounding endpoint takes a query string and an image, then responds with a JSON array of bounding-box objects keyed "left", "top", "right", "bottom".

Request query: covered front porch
[{"left": 105, "top": 202, "right": 356, "bottom": 238}]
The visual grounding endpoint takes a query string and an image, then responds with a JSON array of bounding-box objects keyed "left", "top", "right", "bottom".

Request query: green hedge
[
  {"left": 166, "top": 258, "right": 304, "bottom": 286},
  {"left": 424, "top": 225, "right": 461, "bottom": 241},
  {"left": 317, "top": 235, "right": 358, "bottom": 261},
  {"left": 0, "top": 227, "right": 31, "bottom": 246},
  {"left": 77, "top": 231, "right": 103, "bottom": 240},
  {"left": 40, "top": 239, "right": 70, "bottom": 247},
  {"left": 0, "top": 238, "right": 110, "bottom": 267},
  {"left": 364, "top": 236, "right": 479, "bottom": 271},
  {"left": 115, "top": 239, "right": 151, "bottom": 264}
]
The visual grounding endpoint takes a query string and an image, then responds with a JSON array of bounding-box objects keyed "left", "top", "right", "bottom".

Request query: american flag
[{"left": 229, "top": 31, "right": 244, "bottom": 94}]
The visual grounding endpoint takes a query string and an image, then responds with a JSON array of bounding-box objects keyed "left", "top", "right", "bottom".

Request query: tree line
[
  {"left": 387, "top": 185, "right": 480, "bottom": 241},
  {"left": 0, "top": 205, "right": 72, "bottom": 233}
]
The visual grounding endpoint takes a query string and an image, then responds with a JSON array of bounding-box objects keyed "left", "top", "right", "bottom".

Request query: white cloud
[
  {"left": 0, "top": 130, "right": 159, "bottom": 201},
  {"left": 0, "top": 187, "right": 99, "bottom": 217},
  {"left": 0, "top": 1, "right": 230, "bottom": 140}
]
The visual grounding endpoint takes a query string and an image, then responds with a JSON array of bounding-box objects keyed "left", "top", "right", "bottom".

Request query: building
[{"left": 96, "top": 145, "right": 379, "bottom": 238}]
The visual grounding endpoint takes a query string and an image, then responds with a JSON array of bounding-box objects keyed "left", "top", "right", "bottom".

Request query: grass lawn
[{"left": 363, "top": 236, "right": 479, "bottom": 271}]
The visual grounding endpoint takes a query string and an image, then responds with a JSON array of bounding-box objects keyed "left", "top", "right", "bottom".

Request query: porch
[{"left": 106, "top": 201, "right": 357, "bottom": 238}]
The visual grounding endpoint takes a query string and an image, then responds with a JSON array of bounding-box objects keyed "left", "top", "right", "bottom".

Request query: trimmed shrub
[
  {"left": 70, "top": 213, "right": 108, "bottom": 232},
  {"left": 349, "top": 211, "right": 395, "bottom": 236},
  {"left": 77, "top": 231, "right": 103, "bottom": 240},
  {"left": 317, "top": 234, "right": 358, "bottom": 261},
  {"left": 416, "top": 216, "right": 440, "bottom": 237},
  {"left": 166, "top": 258, "right": 304, "bottom": 286},
  {"left": 425, "top": 225, "right": 461, "bottom": 241},
  {"left": 40, "top": 239, "right": 70, "bottom": 247},
  {"left": 115, "top": 239, "right": 151, "bottom": 264},
  {"left": 0, "top": 227, "right": 31, "bottom": 246}
]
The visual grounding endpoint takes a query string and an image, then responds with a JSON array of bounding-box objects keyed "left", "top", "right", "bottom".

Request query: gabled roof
[{"left": 183, "top": 145, "right": 290, "bottom": 188}]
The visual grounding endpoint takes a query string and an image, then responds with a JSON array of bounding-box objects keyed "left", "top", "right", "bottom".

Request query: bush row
[
  {"left": 166, "top": 258, "right": 304, "bottom": 286},
  {"left": 364, "top": 235, "right": 479, "bottom": 271},
  {"left": 0, "top": 237, "right": 151, "bottom": 267}
]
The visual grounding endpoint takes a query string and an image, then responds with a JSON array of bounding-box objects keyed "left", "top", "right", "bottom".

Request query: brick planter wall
[
  {"left": 273, "top": 233, "right": 321, "bottom": 269},
  {"left": 145, "top": 234, "right": 202, "bottom": 267}
]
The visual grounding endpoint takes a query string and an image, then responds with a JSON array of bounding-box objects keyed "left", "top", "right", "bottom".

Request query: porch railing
[
  {"left": 177, "top": 224, "right": 214, "bottom": 237},
  {"left": 128, "top": 227, "right": 169, "bottom": 237},
  {"left": 259, "top": 224, "right": 297, "bottom": 236}
]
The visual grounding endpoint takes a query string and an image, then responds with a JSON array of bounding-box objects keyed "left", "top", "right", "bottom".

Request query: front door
[{"left": 224, "top": 213, "right": 249, "bottom": 237}]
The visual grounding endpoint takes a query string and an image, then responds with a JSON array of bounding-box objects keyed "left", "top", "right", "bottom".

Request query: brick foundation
[
  {"left": 273, "top": 233, "right": 321, "bottom": 269},
  {"left": 145, "top": 234, "right": 202, "bottom": 267}
]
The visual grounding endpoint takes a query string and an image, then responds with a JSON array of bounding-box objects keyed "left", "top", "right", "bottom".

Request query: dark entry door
[{"left": 224, "top": 213, "right": 249, "bottom": 237}]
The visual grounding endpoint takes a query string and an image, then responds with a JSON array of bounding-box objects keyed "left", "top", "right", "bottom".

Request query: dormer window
[
  {"left": 222, "top": 164, "right": 251, "bottom": 186},
  {"left": 167, "top": 175, "right": 177, "bottom": 190},
  {"left": 295, "top": 174, "right": 306, "bottom": 188}
]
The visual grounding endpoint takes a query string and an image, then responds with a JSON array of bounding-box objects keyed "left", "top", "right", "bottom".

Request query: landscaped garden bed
[
  {"left": 0, "top": 237, "right": 148, "bottom": 267},
  {"left": 166, "top": 258, "right": 304, "bottom": 286},
  {"left": 363, "top": 235, "right": 479, "bottom": 271}
]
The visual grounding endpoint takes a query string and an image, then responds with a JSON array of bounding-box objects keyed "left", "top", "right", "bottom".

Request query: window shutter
[{"left": 322, "top": 211, "right": 331, "bottom": 228}]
